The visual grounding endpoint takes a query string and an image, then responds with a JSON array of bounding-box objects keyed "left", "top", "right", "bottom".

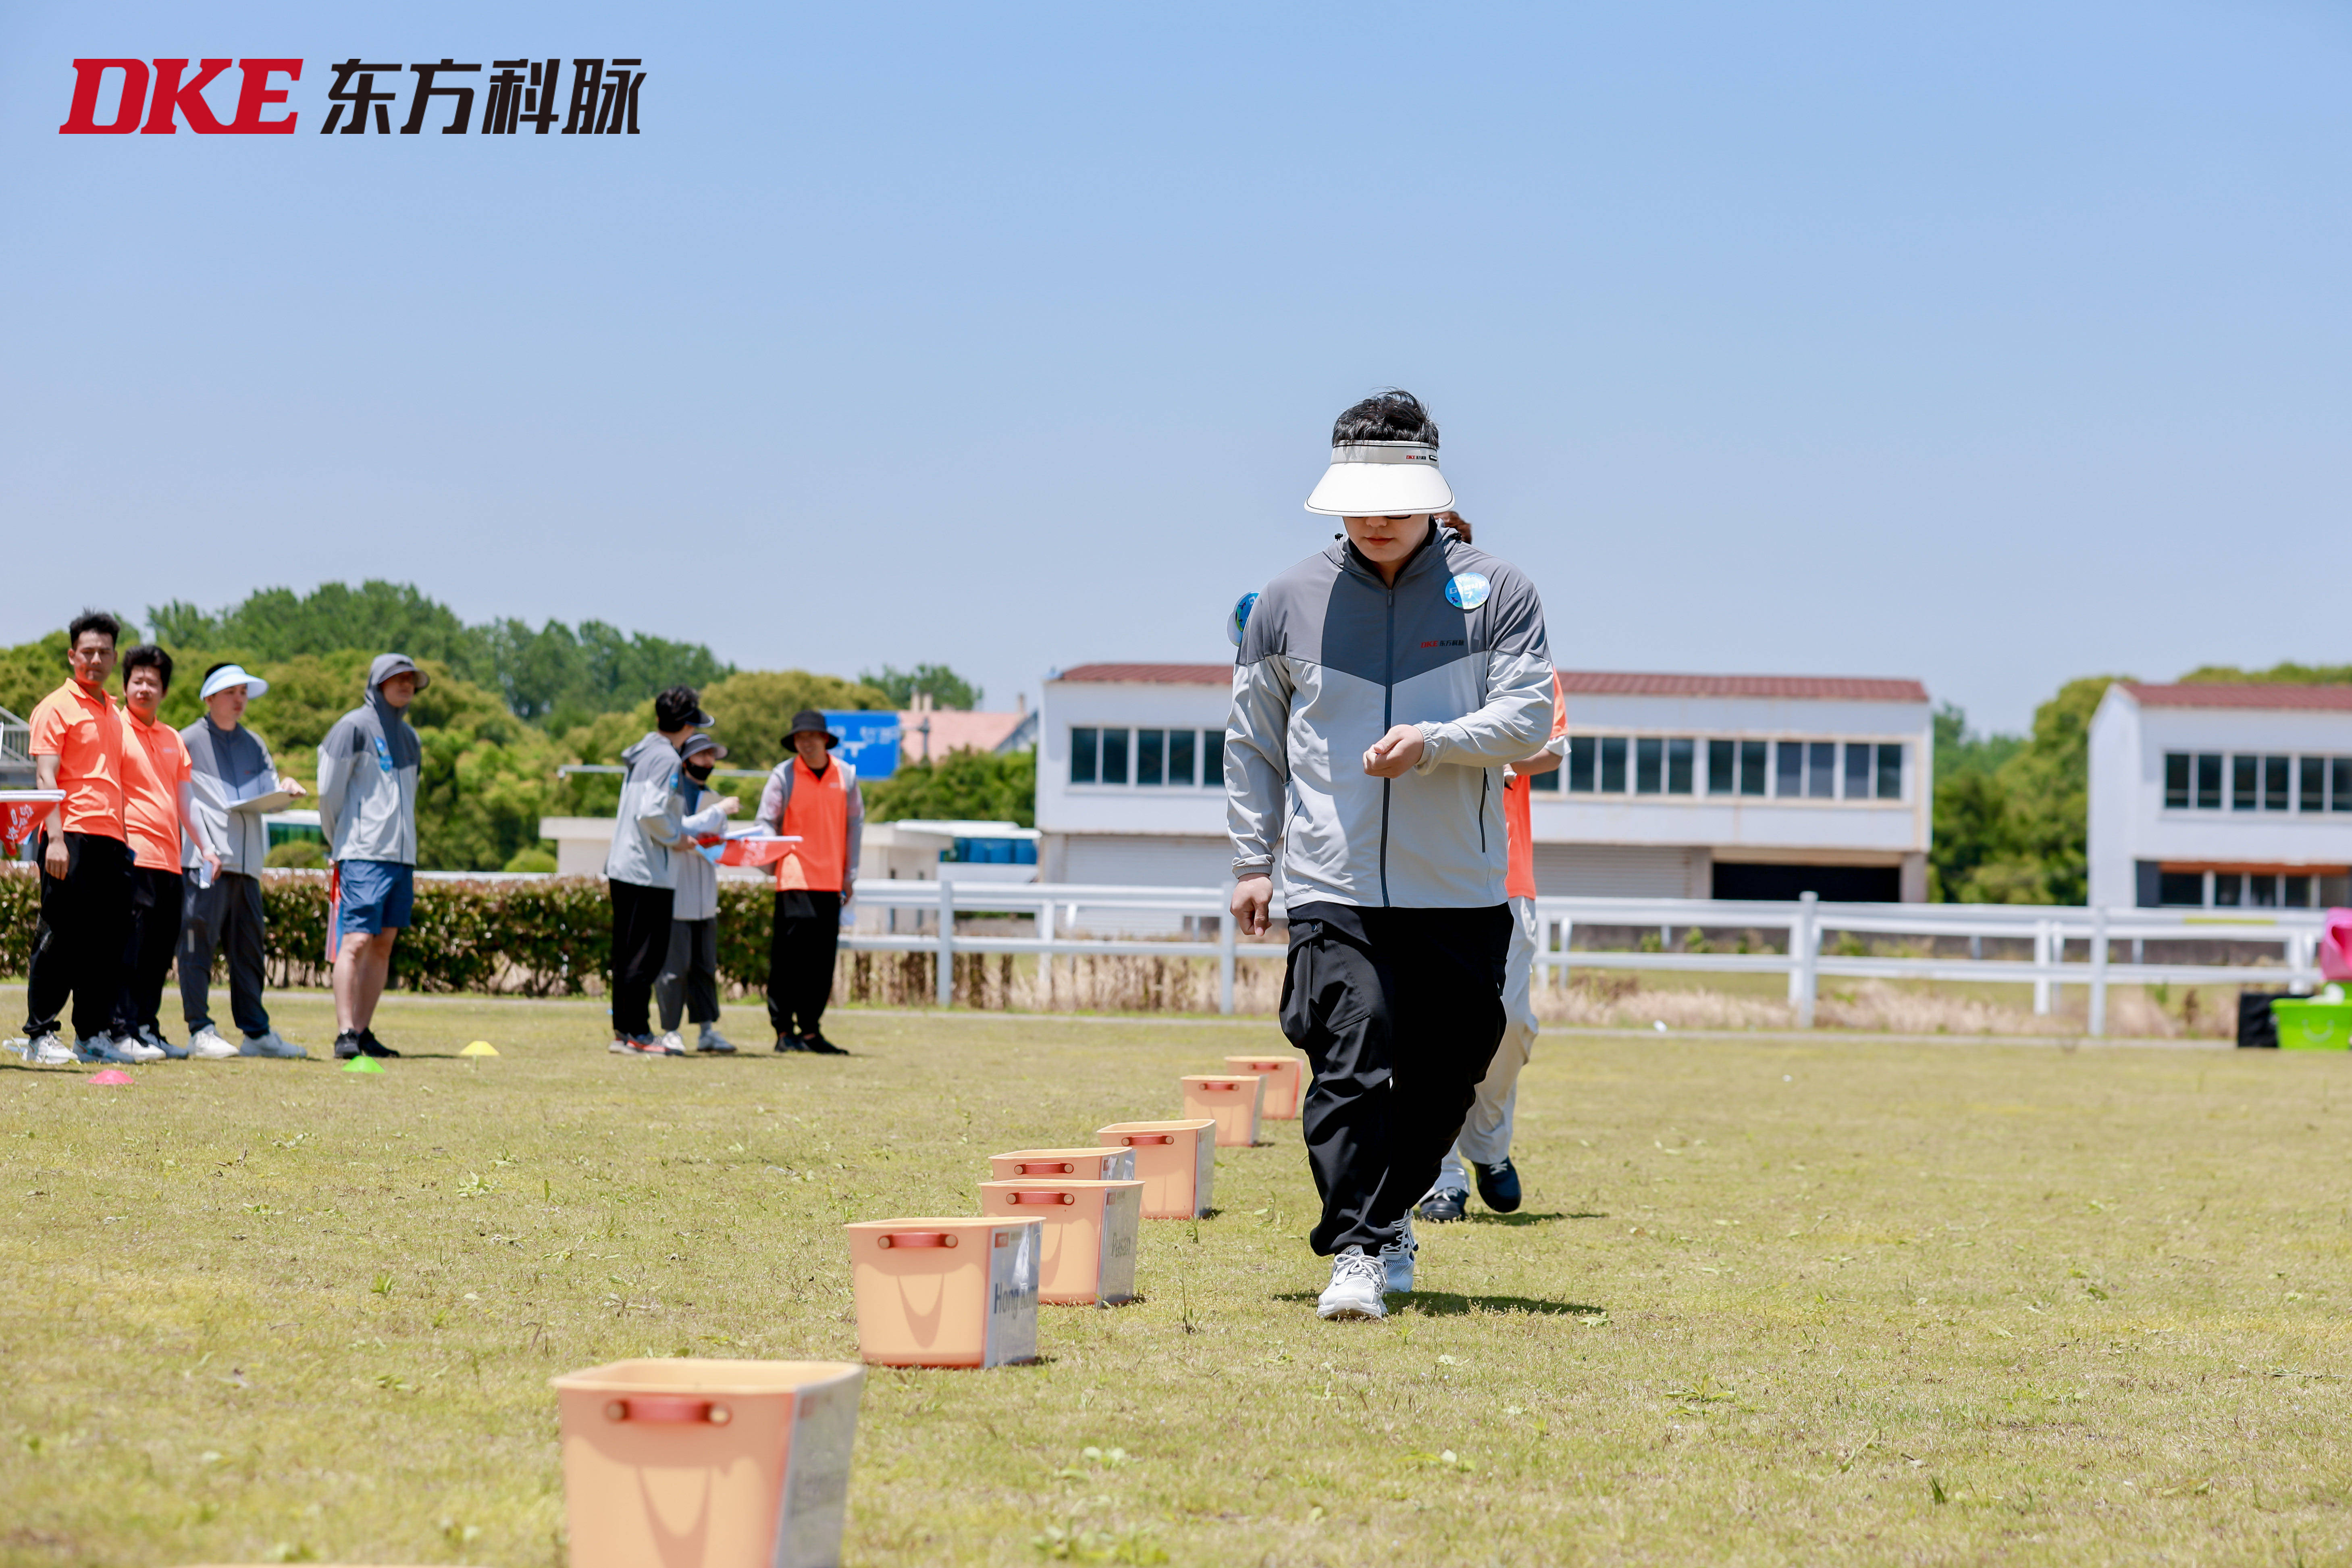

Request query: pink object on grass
[
  {"left": 88, "top": 1069, "right": 133, "bottom": 1086},
  {"left": 2321, "top": 909, "right": 2352, "bottom": 983}
]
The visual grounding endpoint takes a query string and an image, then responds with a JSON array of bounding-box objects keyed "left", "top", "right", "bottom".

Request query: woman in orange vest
[{"left": 753, "top": 709, "right": 864, "bottom": 1054}]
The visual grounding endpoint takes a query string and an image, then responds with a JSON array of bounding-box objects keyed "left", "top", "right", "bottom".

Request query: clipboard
[{"left": 229, "top": 788, "right": 299, "bottom": 815}]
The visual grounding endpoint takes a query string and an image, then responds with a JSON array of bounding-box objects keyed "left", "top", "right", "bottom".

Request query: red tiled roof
[
  {"left": 2123, "top": 682, "right": 2352, "bottom": 712},
  {"left": 896, "top": 710, "right": 1028, "bottom": 758},
  {"left": 1054, "top": 663, "right": 1232, "bottom": 685},
  {"left": 1557, "top": 672, "right": 1929, "bottom": 703}
]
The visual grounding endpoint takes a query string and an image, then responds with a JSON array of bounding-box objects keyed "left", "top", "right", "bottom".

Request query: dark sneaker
[
  {"left": 774, "top": 1034, "right": 808, "bottom": 1054},
  {"left": 333, "top": 1030, "right": 365, "bottom": 1061},
  {"left": 358, "top": 1028, "right": 399, "bottom": 1059},
  {"left": 799, "top": 1031, "right": 848, "bottom": 1056},
  {"left": 1473, "top": 1158, "right": 1522, "bottom": 1214},
  {"left": 1416, "top": 1187, "right": 1469, "bottom": 1223}
]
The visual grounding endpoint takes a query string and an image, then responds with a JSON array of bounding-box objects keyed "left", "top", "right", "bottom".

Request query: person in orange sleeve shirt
[
  {"left": 1417, "top": 553, "right": 1567, "bottom": 1223},
  {"left": 754, "top": 709, "right": 863, "bottom": 1055},
  {"left": 109, "top": 645, "right": 222, "bottom": 1061},
  {"left": 17, "top": 611, "right": 132, "bottom": 1067}
]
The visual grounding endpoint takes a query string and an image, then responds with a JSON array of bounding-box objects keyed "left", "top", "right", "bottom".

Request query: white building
[
  {"left": 2088, "top": 682, "right": 2352, "bottom": 909},
  {"left": 1036, "top": 663, "right": 1934, "bottom": 901}
]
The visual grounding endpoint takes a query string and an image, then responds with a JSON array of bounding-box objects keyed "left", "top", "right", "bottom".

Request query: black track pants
[
  {"left": 656, "top": 916, "right": 721, "bottom": 1032},
  {"left": 766, "top": 890, "right": 841, "bottom": 1038},
  {"left": 181, "top": 869, "right": 270, "bottom": 1038},
  {"left": 112, "top": 865, "right": 185, "bottom": 1038},
  {"left": 23, "top": 831, "right": 131, "bottom": 1043},
  {"left": 1280, "top": 902, "right": 1513, "bottom": 1256},
  {"left": 608, "top": 879, "right": 674, "bottom": 1039}
]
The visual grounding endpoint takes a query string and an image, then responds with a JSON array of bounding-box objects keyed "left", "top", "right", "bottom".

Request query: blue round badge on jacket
[
  {"left": 1227, "top": 591, "right": 1259, "bottom": 648},
  {"left": 1445, "top": 572, "right": 1491, "bottom": 610}
]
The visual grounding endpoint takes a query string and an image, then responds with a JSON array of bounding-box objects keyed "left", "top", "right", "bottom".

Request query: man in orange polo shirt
[
  {"left": 19, "top": 611, "right": 133, "bottom": 1067},
  {"left": 754, "top": 709, "right": 863, "bottom": 1054},
  {"left": 109, "top": 645, "right": 223, "bottom": 1061}
]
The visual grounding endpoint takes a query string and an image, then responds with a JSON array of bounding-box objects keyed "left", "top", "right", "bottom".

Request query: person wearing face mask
[
  {"left": 108, "top": 645, "right": 223, "bottom": 1062},
  {"left": 654, "top": 732, "right": 742, "bottom": 1055}
]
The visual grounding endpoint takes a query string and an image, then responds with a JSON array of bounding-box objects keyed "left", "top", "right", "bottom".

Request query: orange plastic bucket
[
  {"left": 1223, "top": 1053, "right": 1304, "bottom": 1119},
  {"left": 1096, "top": 1119, "right": 1217, "bottom": 1219},
  {"left": 979, "top": 1179, "right": 1143, "bottom": 1305},
  {"left": 988, "top": 1146, "right": 1138, "bottom": 1183},
  {"left": 549, "top": 1358, "right": 863, "bottom": 1568},
  {"left": 844, "top": 1216, "right": 1040, "bottom": 1368},
  {"left": 1181, "top": 1074, "right": 1264, "bottom": 1148}
]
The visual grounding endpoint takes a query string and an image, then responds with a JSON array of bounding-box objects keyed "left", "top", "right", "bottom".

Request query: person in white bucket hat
[{"left": 1225, "top": 390, "right": 1556, "bottom": 1323}]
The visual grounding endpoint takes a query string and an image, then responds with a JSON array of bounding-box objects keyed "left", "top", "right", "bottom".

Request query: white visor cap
[
  {"left": 1304, "top": 441, "right": 1455, "bottom": 517},
  {"left": 199, "top": 663, "right": 269, "bottom": 702}
]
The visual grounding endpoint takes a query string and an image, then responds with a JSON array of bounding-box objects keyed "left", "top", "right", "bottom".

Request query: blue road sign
[{"left": 828, "top": 711, "right": 900, "bottom": 780}]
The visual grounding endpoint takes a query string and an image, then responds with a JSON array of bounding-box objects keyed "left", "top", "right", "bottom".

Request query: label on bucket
[
  {"left": 1104, "top": 1147, "right": 1136, "bottom": 1182},
  {"left": 1098, "top": 1186, "right": 1140, "bottom": 1305},
  {"left": 774, "top": 1370, "right": 862, "bottom": 1568},
  {"left": 983, "top": 1222, "right": 1040, "bottom": 1366}
]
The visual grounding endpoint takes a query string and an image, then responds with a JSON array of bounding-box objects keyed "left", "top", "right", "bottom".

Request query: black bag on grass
[{"left": 2238, "top": 990, "right": 2287, "bottom": 1049}]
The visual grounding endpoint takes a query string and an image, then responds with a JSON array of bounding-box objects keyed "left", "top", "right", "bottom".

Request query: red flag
[
  {"left": 0, "top": 800, "right": 46, "bottom": 855},
  {"left": 325, "top": 862, "right": 341, "bottom": 964}
]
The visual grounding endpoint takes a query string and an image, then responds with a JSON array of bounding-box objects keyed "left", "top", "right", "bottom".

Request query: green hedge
[{"left": 0, "top": 867, "right": 781, "bottom": 997}]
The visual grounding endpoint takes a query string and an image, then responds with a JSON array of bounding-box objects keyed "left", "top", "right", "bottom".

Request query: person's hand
[
  {"left": 42, "top": 836, "right": 67, "bottom": 879},
  {"left": 717, "top": 794, "right": 742, "bottom": 817},
  {"left": 1363, "top": 724, "right": 1426, "bottom": 778},
  {"left": 1231, "top": 874, "right": 1273, "bottom": 938},
  {"left": 281, "top": 776, "right": 307, "bottom": 798},
  {"left": 200, "top": 851, "right": 221, "bottom": 883}
]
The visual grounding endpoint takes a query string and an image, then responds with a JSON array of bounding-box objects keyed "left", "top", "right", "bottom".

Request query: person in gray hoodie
[
  {"left": 654, "top": 732, "right": 742, "bottom": 1054},
  {"left": 605, "top": 686, "right": 727, "bottom": 1056},
  {"left": 1226, "top": 391, "right": 1554, "bottom": 1324},
  {"left": 316, "top": 653, "right": 426, "bottom": 1061}
]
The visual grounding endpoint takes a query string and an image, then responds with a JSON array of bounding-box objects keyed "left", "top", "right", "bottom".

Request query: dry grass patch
[{"left": 0, "top": 990, "right": 2348, "bottom": 1565}]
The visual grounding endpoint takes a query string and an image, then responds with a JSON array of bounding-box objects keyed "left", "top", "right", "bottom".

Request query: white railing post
[
  {"left": 1558, "top": 917, "right": 1572, "bottom": 991},
  {"left": 2088, "top": 905, "right": 2109, "bottom": 1037},
  {"left": 1218, "top": 905, "right": 1237, "bottom": 1015},
  {"left": 936, "top": 878, "right": 955, "bottom": 1009},
  {"left": 2291, "top": 929, "right": 2316, "bottom": 995},
  {"left": 2033, "top": 919, "right": 2053, "bottom": 1015},
  {"left": 1793, "top": 891, "right": 1819, "bottom": 1028}
]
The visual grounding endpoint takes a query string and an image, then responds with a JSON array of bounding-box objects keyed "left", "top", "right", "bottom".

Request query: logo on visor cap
[{"left": 1444, "top": 572, "right": 1490, "bottom": 610}]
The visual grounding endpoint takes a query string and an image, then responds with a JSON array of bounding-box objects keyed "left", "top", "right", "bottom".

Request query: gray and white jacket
[
  {"left": 670, "top": 780, "right": 737, "bottom": 921},
  {"left": 181, "top": 718, "right": 278, "bottom": 877},
  {"left": 604, "top": 732, "right": 688, "bottom": 891},
  {"left": 316, "top": 658, "right": 422, "bottom": 867},
  {"left": 1227, "top": 528, "right": 1553, "bottom": 909}
]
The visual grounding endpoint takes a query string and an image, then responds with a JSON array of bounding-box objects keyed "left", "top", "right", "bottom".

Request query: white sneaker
[
  {"left": 186, "top": 1026, "right": 239, "bottom": 1060},
  {"left": 653, "top": 1031, "right": 687, "bottom": 1057},
  {"left": 27, "top": 1034, "right": 76, "bottom": 1067},
  {"left": 1380, "top": 1217, "right": 1418, "bottom": 1296},
  {"left": 141, "top": 1026, "right": 187, "bottom": 1060},
  {"left": 1317, "top": 1248, "right": 1387, "bottom": 1321},
  {"left": 239, "top": 1030, "right": 306, "bottom": 1059}
]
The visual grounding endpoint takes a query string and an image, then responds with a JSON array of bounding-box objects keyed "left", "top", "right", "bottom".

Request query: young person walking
[
  {"left": 755, "top": 709, "right": 862, "bottom": 1055},
  {"left": 654, "top": 732, "right": 742, "bottom": 1055},
  {"left": 179, "top": 663, "right": 308, "bottom": 1059},
  {"left": 606, "top": 686, "right": 722, "bottom": 1056},
  {"left": 317, "top": 655, "right": 425, "bottom": 1061},
  {"left": 111, "top": 645, "right": 223, "bottom": 1060},
  {"left": 1226, "top": 393, "right": 1554, "bottom": 1322},
  {"left": 20, "top": 611, "right": 134, "bottom": 1067}
]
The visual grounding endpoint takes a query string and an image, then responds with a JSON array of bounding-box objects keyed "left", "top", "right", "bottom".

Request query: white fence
[{"left": 842, "top": 881, "right": 2326, "bottom": 1031}]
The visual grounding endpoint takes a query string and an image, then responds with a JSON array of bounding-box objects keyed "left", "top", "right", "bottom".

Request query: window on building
[
  {"left": 2335, "top": 758, "right": 2352, "bottom": 813},
  {"left": 1774, "top": 741, "right": 1803, "bottom": 798},
  {"left": 1739, "top": 740, "right": 1768, "bottom": 796},
  {"left": 2251, "top": 874, "right": 2281, "bottom": 908},
  {"left": 1569, "top": 735, "right": 1598, "bottom": 792},
  {"left": 2157, "top": 871, "right": 2204, "bottom": 906},
  {"left": 1666, "top": 737, "right": 1695, "bottom": 794},
  {"left": 1875, "top": 743, "right": 1903, "bottom": 801},
  {"left": 1845, "top": 743, "right": 1872, "bottom": 799},
  {"left": 1635, "top": 738, "right": 1664, "bottom": 794},
  {"left": 1707, "top": 739, "right": 1734, "bottom": 794},
  {"left": 2232, "top": 755, "right": 2257, "bottom": 811},
  {"left": 2264, "top": 755, "right": 2290, "bottom": 811},
  {"left": 2165, "top": 753, "right": 2192, "bottom": 809},
  {"left": 2286, "top": 874, "right": 2313, "bottom": 907},
  {"left": 1202, "top": 728, "right": 1224, "bottom": 786},
  {"left": 1100, "top": 727, "right": 1130, "bottom": 785},
  {"left": 1169, "top": 728, "right": 1196, "bottom": 787},
  {"left": 2214, "top": 872, "right": 2242, "bottom": 906},
  {"left": 1599, "top": 736, "right": 1628, "bottom": 793},
  {"left": 1136, "top": 729, "right": 1165, "bottom": 786},
  {"left": 1805, "top": 741, "right": 1835, "bottom": 799},
  {"left": 1070, "top": 727, "right": 1099, "bottom": 784},
  {"left": 2196, "top": 753, "right": 2221, "bottom": 809},
  {"left": 2302, "top": 757, "right": 2326, "bottom": 814}
]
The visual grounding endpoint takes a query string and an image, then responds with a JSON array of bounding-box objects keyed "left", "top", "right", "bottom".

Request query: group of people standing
[
  {"left": 601, "top": 697, "right": 863, "bottom": 1057},
  {"left": 11, "top": 616, "right": 422, "bottom": 1065}
]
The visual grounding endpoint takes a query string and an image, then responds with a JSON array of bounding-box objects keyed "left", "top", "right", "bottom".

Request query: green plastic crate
[{"left": 2270, "top": 998, "right": 2352, "bottom": 1051}]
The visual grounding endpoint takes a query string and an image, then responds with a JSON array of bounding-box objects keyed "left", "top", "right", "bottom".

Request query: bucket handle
[
  {"left": 1198, "top": 1081, "right": 1239, "bottom": 1092},
  {"left": 604, "top": 1396, "right": 732, "bottom": 1426},
  {"left": 1017, "top": 1161, "right": 1075, "bottom": 1175},
  {"left": 878, "top": 1231, "right": 958, "bottom": 1249},
  {"left": 1009, "top": 1190, "right": 1077, "bottom": 1205},
  {"left": 1119, "top": 1134, "right": 1173, "bottom": 1145}
]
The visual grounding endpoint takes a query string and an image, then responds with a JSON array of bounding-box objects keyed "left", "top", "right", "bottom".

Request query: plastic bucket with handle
[
  {"left": 988, "top": 1147, "right": 1137, "bottom": 1183},
  {"left": 1096, "top": 1119, "right": 1217, "bottom": 1218},
  {"left": 979, "top": 1179, "right": 1143, "bottom": 1305},
  {"left": 843, "top": 1216, "right": 1041, "bottom": 1367},
  {"left": 1223, "top": 1053, "right": 1304, "bottom": 1119},
  {"left": 1181, "top": 1075, "right": 1264, "bottom": 1148},
  {"left": 2272, "top": 998, "right": 2352, "bottom": 1051},
  {"left": 549, "top": 1358, "right": 863, "bottom": 1568}
]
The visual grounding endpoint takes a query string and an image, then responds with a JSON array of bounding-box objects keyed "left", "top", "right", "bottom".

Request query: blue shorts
[{"left": 338, "top": 859, "right": 414, "bottom": 936}]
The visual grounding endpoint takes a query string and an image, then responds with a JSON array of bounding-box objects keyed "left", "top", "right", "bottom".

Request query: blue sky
[{"left": 4, "top": 1, "right": 2347, "bottom": 732}]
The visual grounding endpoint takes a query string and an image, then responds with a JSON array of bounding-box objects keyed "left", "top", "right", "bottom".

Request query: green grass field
[{"left": 4, "top": 989, "right": 2351, "bottom": 1566}]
